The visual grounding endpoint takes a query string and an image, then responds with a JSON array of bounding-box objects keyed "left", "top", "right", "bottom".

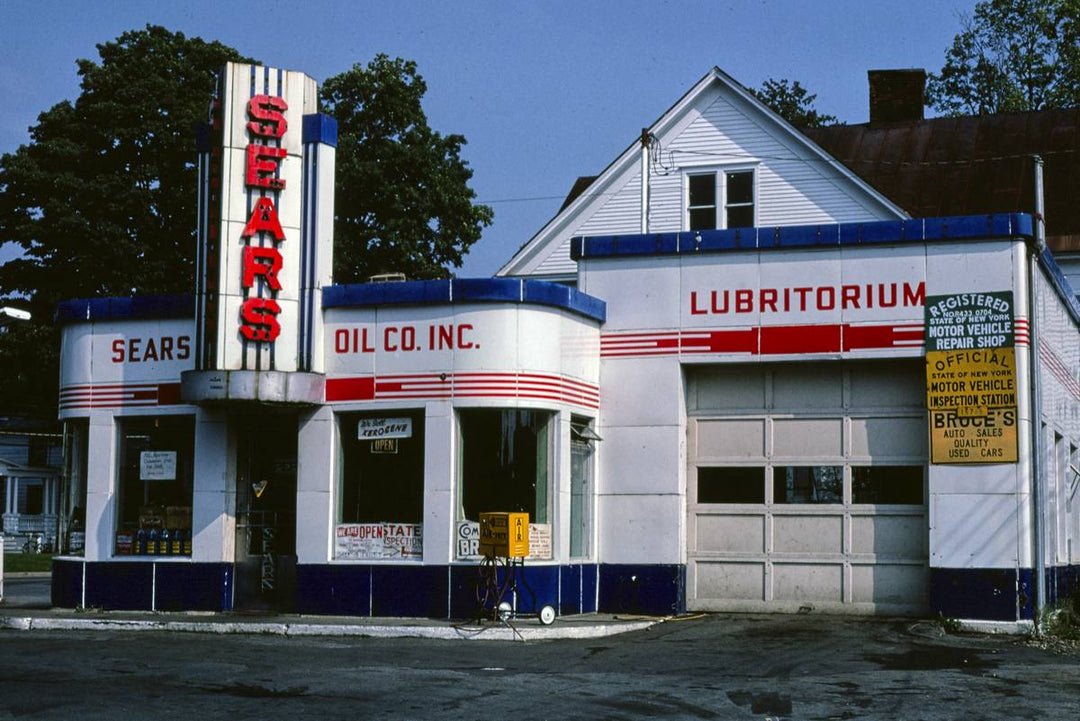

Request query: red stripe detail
[
  {"left": 601, "top": 322, "right": 935, "bottom": 357},
  {"left": 760, "top": 324, "right": 841, "bottom": 354},
  {"left": 157, "top": 383, "right": 182, "bottom": 405},
  {"left": 843, "top": 324, "right": 899, "bottom": 351},
  {"left": 325, "top": 376, "right": 375, "bottom": 401},
  {"left": 699, "top": 329, "right": 757, "bottom": 353},
  {"left": 325, "top": 372, "right": 598, "bottom": 408},
  {"left": 59, "top": 381, "right": 184, "bottom": 409}
]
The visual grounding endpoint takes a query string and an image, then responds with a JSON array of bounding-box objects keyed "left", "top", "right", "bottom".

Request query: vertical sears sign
[
  {"left": 195, "top": 64, "right": 336, "bottom": 374},
  {"left": 924, "top": 292, "right": 1018, "bottom": 464}
]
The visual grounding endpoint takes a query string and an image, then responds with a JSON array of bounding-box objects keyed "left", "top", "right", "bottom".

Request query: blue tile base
[
  {"left": 49, "top": 560, "right": 233, "bottom": 612},
  {"left": 931, "top": 565, "right": 1080, "bottom": 622},
  {"left": 931, "top": 567, "right": 1034, "bottom": 621},
  {"left": 51, "top": 561, "right": 1079, "bottom": 619},
  {"left": 298, "top": 563, "right": 602, "bottom": 619},
  {"left": 598, "top": 564, "right": 686, "bottom": 616}
]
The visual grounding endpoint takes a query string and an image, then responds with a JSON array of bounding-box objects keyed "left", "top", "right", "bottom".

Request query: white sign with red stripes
[{"left": 324, "top": 305, "right": 600, "bottom": 409}]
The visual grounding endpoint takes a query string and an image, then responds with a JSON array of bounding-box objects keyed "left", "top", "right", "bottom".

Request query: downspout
[
  {"left": 640, "top": 128, "right": 650, "bottom": 234},
  {"left": 1029, "top": 154, "right": 1047, "bottom": 630}
]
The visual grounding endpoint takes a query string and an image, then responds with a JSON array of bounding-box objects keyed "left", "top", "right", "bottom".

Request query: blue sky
[{"left": 0, "top": 0, "right": 969, "bottom": 277}]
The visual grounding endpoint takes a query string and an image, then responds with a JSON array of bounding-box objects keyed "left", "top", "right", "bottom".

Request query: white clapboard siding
[{"left": 502, "top": 69, "right": 902, "bottom": 280}]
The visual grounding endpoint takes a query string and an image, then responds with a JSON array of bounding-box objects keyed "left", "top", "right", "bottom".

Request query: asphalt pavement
[{"left": 1, "top": 604, "right": 1077, "bottom": 720}]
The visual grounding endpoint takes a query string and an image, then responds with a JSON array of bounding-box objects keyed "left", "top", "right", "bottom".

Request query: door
[
  {"left": 234, "top": 414, "right": 298, "bottom": 612},
  {"left": 686, "top": 361, "right": 929, "bottom": 615}
]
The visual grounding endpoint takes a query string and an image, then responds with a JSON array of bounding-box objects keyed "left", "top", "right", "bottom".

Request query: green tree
[
  {"left": 0, "top": 26, "right": 251, "bottom": 420},
  {"left": 1, "top": 32, "right": 494, "bottom": 421},
  {"left": 321, "top": 55, "right": 493, "bottom": 283},
  {"left": 752, "top": 78, "right": 838, "bottom": 128},
  {"left": 927, "top": 0, "right": 1080, "bottom": 115}
]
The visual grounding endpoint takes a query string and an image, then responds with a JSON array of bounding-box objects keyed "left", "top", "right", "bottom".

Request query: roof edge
[{"left": 571, "top": 213, "right": 1033, "bottom": 260}]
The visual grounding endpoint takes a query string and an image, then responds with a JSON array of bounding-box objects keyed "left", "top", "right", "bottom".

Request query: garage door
[{"left": 687, "top": 361, "right": 929, "bottom": 615}]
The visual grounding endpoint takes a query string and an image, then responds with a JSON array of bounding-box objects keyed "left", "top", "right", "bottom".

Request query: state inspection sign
[{"left": 924, "top": 292, "right": 1018, "bottom": 464}]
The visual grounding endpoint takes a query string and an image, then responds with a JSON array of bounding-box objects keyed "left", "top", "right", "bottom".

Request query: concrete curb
[{"left": 0, "top": 614, "right": 657, "bottom": 641}]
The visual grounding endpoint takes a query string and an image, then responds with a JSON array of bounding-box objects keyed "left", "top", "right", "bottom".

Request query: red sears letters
[{"left": 239, "top": 94, "right": 288, "bottom": 343}]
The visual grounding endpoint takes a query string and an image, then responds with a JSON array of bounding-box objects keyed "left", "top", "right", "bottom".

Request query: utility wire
[{"left": 477, "top": 147, "right": 1078, "bottom": 206}]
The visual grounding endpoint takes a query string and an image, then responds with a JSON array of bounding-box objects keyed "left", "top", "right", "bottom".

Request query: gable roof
[
  {"left": 803, "top": 108, "right": 1080, "bottom": 252},
  {"left": 497, "top": 67, "right": 907, "bottom": 278}
]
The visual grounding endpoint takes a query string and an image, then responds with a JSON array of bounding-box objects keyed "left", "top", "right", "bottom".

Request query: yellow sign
[
  {"left": 478, "top": 512, "right": 530, "bottom": 558},
  {"left": 926, "top": 348, "right": 1018, "bottom": 464}
]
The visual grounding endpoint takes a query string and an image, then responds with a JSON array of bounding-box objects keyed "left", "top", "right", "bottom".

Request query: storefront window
[
  {"left": 570, "top": 416, "right": 598, "bottom": 559},
  {"left": 62, "top": 420, "right": 89, "bottom": 555},
  {"left": 335, "top": 411, "right": 424, "bottom": 561},
  {"left": 115, "top": 416, "right": 194, "bottom": 556},
  {"left": 457, "top": 409, "right": 552, "bottom": 559}
]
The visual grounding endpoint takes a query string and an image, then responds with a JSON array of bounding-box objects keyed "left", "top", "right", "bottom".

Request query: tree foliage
[
  {"left": 322, "top": 55, "right": 493, "bottom": 283},
  {"left": 0, "top": 31, "right": 492, "bottom": 422},
  {"left": 0, "top": 26, "right": 250, "bottom": 420},
  {"left": 752, "top": 78, "right": 838, "bottom": 128},
  {"left": 0, "top": 25, "right": 251, "bottom": 314},
  {"left": 927, "top": 0, "right": 1080, "bottom": 115}
]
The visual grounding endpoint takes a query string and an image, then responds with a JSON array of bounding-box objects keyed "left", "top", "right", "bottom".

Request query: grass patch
[
  {"left": 1043, "top": 591, "right": 1080, "bottom": 641},
  {"left": 2, "top": 553, "right": 54, "bottom": 573},
  {"left": 937, "top": 613, "right": 963, "bottom": 634}
]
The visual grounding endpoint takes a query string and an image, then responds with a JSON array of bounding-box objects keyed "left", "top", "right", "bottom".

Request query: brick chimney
[{"left": 868, "top": 69, "right": 926, "bottom": 123}]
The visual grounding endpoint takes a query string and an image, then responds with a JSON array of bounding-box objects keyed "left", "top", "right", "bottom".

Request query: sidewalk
[{"left": 0, "top": 604, "right": 660, "bottom": 642}]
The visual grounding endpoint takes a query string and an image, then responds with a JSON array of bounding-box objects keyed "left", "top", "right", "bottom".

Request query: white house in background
[
  {"left": 498, "top": 66, "right": 908, "bottom": 283},
  {"left": 1, "top": 431, "right": 63, "bottom": 552}
]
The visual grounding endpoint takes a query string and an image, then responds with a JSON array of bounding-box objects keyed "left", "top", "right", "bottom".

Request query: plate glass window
[
  {"left": 336, "top": 411, "right": 424, "bottom": 561},
  {"left": 116, "top": 415, "right": 194, "bottom": 555},
  {"left": 458, "top": 409, "right": 552, "bottom": 559},
  {"left": 570, "top": 416, "right": 597, "bottom": 558}
]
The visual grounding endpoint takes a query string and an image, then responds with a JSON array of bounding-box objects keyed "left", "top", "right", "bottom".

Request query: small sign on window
[
  {"left": 140, "top": 451, "right": 177, "bottom": 481},
  {"left": 358, "top": 417, "right": 412, "bottom": 440},
  {"left": 371, "top": 438, "right": 398, "bottom": 454}
]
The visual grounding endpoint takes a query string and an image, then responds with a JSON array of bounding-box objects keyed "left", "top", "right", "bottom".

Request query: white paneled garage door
[{"left": 687, "top": 361, "right": 929, "bottom": 615}]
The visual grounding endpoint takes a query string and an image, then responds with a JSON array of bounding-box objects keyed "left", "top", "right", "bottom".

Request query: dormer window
[{"left": 685, "top": 168, "right": 756, "bottom": 231}]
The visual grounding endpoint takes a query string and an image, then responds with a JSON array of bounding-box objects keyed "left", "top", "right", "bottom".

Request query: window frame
[
  {"left": 569, "top": 415, "right": 598, "bottom": 560},
  {"left": 682, "top": 165, "right": 757, "bottom": 231},
  {"left": 455, "top": 407, "right": 555, "bottom": 560},
  {"left": 114, "top": 413, "right": 196, "bottom": 556},
  {"left": 334, "top": 409, "right": 426, "bottom": 562}
]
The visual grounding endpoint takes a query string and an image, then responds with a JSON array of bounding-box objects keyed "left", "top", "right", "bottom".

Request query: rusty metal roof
[{"left": 804, "top": 109, "right": 1080, "bottom": 252}]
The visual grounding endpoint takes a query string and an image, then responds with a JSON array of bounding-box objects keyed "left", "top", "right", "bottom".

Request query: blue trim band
[
  {"left": 570, "top": 213, "right": 1034, "bottom": 260},
  {"left": 1038, "top": 247, "right": 1080, "bottom": 326},
  {"left": 302, "top": 114, "right": 338, "bottom": 148},
  {"left": 56, "top": 294, "right": 195, "bottom": 325},
  {"left": 323, "top": 278, "right": 606, "bottom": 323}
]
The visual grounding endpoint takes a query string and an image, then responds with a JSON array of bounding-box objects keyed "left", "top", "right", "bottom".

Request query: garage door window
[
  {"left": 852, "top": 466, "right": 923, "bottom": 504},
  {"left": 698, "top": 467, "right": 765, "bottom": 503},
  {"left": 773, "top": 466, "right": 842, "bottom": 504}
]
